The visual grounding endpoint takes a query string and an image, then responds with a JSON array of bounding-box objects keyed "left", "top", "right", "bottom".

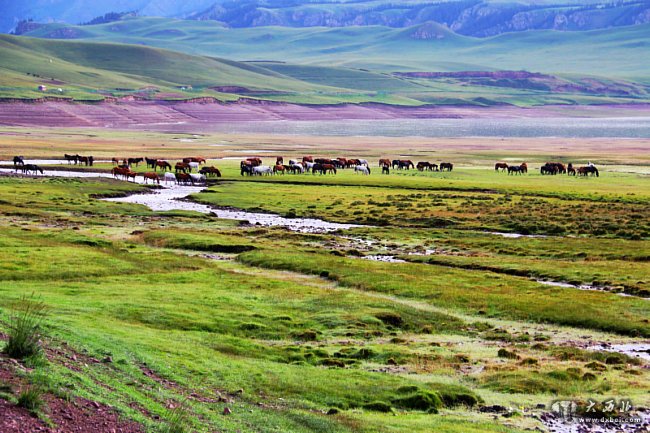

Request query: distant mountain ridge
[{"left": 3, "top": 0, "right": 650, "bottom": 36}]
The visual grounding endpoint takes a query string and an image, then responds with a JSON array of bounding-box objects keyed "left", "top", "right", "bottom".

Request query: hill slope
[{"left": 17, "top": 17, "right": 650, "bottom": 80}]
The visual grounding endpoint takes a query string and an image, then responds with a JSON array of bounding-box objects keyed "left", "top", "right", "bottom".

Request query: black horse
[
  {"left": 13, "top": 156, "right": 24, "bottom": 167},
  {"left": 440, "top": 162, "right": 453, "bottom": 171},
  {"left": 21, "top": 164, "right": 43, "bottom": 175}
]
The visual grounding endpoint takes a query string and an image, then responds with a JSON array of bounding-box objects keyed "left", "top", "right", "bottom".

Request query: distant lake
[{"left": 209, "top": 117, "right": 650, "bottom": 138}]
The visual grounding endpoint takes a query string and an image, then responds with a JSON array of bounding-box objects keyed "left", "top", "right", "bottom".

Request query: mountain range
[{"left": 3, "top": 0, "right": 650, "bottom": 36}]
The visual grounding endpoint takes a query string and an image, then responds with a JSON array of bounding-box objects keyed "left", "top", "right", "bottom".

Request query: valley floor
[{"left": 0, "top": 127, "right": 648, "bottom": 433}]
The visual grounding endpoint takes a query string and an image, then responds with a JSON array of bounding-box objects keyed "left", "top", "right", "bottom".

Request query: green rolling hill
[{"left": 17, "top": 16, "right": 650, "bottom": 81}]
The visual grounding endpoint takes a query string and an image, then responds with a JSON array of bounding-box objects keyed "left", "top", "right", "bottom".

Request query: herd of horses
[
  {"left": 496, "top": 161, "right": 599, "bottom": 177},
  {"left": 8, "top": 154, "right": 602, "bottom": 183},
  {"left": 239, "top": 156, "right": 454, "bottom": 176},
  {"left": 109, "top": 156, "right": 221, "bottom": 185}
]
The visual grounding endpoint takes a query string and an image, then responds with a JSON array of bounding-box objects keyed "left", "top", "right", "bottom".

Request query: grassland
[
  {"left": 2, "top": 25, "right": 650, "bottom": 106},
  {"left": 0, "top": 127, "right": 648, "bottom": 432}
]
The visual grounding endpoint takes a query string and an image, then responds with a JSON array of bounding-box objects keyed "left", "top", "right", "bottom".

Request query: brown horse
[
  {"left": 183, "top": 157, "right": 206, "bottom": 164},
  {"left": 175, "top": 162, "right": 190, "bottom": 173},
  {"left": 199, "top": 166, "right": 222, "bottom": 177},
  {"left": 495, "top": 162, "right": 508, "bottom": 171},
  {"left": 155, "top": 160, "right": 172, "bottom": 171},
  {"left": 379, "top": 158, "right": 391, "bottom": 167},
  {"left": 143, "top": 172, "right": 160, "bottom": 184},
  {"left": 276, "top": 156, "right": 284, "bottom": 165},
  {"left": 111, "top": 157, "right": 122, "bottom": 165},
  {"left": 273, "top": 164, "right": 286, "bottom": 175},
  {"left": 302, "top": 155, "right": 313, "bottom": 163},
  {"left": 520, "top": 162, "right": 528, "bottom": 173},
  {"left": 175, "top": 172, "right": 193, "bottom": 185}
]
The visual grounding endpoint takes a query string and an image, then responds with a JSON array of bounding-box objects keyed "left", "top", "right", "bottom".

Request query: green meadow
[{"left": 0, "top": 134, "right": 649, "bottom": 432}]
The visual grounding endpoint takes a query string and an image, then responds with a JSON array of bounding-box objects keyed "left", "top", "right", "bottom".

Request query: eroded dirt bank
[{"left": 1, "top": 100, "right": 650, "bottom": 128}]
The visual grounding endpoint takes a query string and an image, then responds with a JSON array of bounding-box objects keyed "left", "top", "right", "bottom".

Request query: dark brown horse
[
  {"left": 64, "top": 154, "right": 78, "bottom": 165},
  {"left": 199, "top": 166, "right": 222, "bottom": 177},
  {"left": 495, "top": 162, "right": 508, "bottom": 171},
  {"left": 379, "top": 158, "right": 391, "bottom": 167},
  {"left": 440, "top": 162, "right": 453, "bottom": 171},
  {"left": 175, "top": 162, "right": 190, "bottom": 173},
  {"left": 155, "top": 160, "right": 172, "bottom": 171}
]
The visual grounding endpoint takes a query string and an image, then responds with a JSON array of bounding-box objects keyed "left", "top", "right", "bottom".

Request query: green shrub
[
  {"left": 3, "top": 295, "right": 47, "bottom": 360},
  {"left": 17, "top": 387, "right": 45, "bottom": 414},
  {"left": 362, "top": 401, "right": 393, "bottom": 412}
]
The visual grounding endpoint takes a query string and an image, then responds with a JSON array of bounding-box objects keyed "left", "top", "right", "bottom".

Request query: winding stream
[{"left": 0, "top": 167, "right": 361, "bottom": 233}]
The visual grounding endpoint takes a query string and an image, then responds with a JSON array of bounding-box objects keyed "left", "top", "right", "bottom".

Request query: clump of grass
[
  {"left": 17, "top": 386, "right": 45, "bottom": 414},
  {"left": 3, "top": 295, "right": 47, "bottom": 360},
  {"left": 160, "top": 399, "right": 192, "bottom": 433}
]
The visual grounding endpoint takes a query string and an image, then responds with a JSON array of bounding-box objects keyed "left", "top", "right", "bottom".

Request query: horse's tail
[
  {"left": 367, "top": 167, "right": 371, "bottom": 175},
  {"left": 594, "top": 168, "right": 599, "bottom": 177},
  {"left": 216, "top": 169, "right": 222, "bottom": 178}
]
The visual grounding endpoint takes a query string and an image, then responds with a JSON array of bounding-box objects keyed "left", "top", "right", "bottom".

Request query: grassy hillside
[
  {"left": 2, "top": 27, "right": 650, "bottom": 106},
  {"left": 19, "top": 16, "right": 650, "bottom": 81},
  {"left": 0, "top": 33, "right": 424, "bottom": 104}
]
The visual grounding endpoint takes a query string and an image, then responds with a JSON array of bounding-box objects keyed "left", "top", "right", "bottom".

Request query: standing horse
[
  {"left": 155, "top": 161, "right": 172, "bottom": 172},
  {"left": 273, "top": 164, "right": 286, "bottom": 175},
  {"left": 440, "top": 162, "right": 453, "bottom": 171},
  {"left": 519, "top": 162, "right": 528, "bottom": 173},
  {"left": 253, "top": 165, "right": 273, "bottom": 176},
  {"left": 143, "top": 172, "right": 160, "bottom": 184},
  {"left": 128, "top": 157, "right": 143, "bottom": 167},
  {"left": 175, "top": 162, "right": 190, "bottom": 173},
  {"left": 145, "top": 157, "right": 158, "bottom": 169},
  {"left": 567, "top": 163, "right": 576, "bottom": 176},
  {"left": 64, "top": 154, "right": 78, "bottom": 165},
  {"left": 13, "top": 156, "right": 24, "bottom": 167},
  {"left": 355, "top": 165, "right": 370, "bottom": 175},
  {"left": 507, "top": 165, "right": 523, "bottom": 175},
  {"left": 164, "top": 172, "right": 176, "bottom": 185},
  {"left": 276, "top": 156, "right": 284, "bottom": 165},
  {"left": 379, "top": 158, "right": 391, "bottom": 167},
  {"left": 495, "top": 162, "right": 508, "bottom": 172},
  {"left": 381, "top": 164, "right": 390, "bottom": 174},
  {"left": 21, "top": 164, "right": 43, "bottom": 175}
]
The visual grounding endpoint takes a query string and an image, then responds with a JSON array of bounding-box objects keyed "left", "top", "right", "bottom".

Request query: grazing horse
[
  {"left": 128, "top": 157, "right": 143, "bottom": 167},
  {"left": 440, "top": 162, "right": 453, "bottom": 171},
  {"left": 164, "top": 172, "right": 176, "bottom": 185},
  {"left": 507, "top": 165, "right": 523, "bottom": 175},
  {"left": 252, "top": 165, "right": 273, "bottom": 176},
  {"left": 13, "top": 156, "right": 24, "bottom": 167},
  {"left": 577, "top": 165, "right": 599, "bottom": 177},
  {"left": 416, "top": 161, "right": 430, "bottom": 172},
  {"left": 336, "top": 158, "right": 348, "bottom": 168},
  {"left": 381, "top": 164, "right": 390, "bottom": 174},
  {"left": 78, "top": 156, "right": 94, "bottom": 166},
  {"left": 287, "top": 163, "right": 304, "bottom": 174},
  {"left": 567, "top": 163, "right": 576, "bottom": 176},
  {"left": 155, "top": 160, "right": 172, "bottom": 172},
  {"left": 199, "top": 166, "right": 222, "bottom": 177},
  {"left": 188, "top": 162, "right": 200, "bottom": 172},
  {"left": 175, "top": 162, "right": 190, "bottom": 173},
  {"left": 398, "top": 160, "right": 414, "bottom": 170},
  {"left": 379, "top": 158, "right": 391, "bottom": 167},
  {"left": 175, "top": 172, "right": 193, "bottom": 185},
  {"left": 21, "top": 164, "right": 43, "bottom": 175},
  {"left": 143, "top": 172, "right": 160, "bottom": 184},
  {"left": 391, "top": 159, "right": 401, "bottom": 169},
  {"left": 495, "top": 162, "right": 508, "bottom": 172},
  {"left": 190, "top": 173, "right": 207, "bottom": 184},
  {"left": 145, "top": 157, "right": 158, "bottom": 169},
  {"left": 273, "top": 164, "right": 286, "bottom": 175},
  {"left": 355, "top": 165, "right": 370, "bottom": 175},
  {"left": 322, "top": 163, "right": 337, "bottom": 174},
  {"left": 64, "top": 154, "right": 78, "bottom": 165}
]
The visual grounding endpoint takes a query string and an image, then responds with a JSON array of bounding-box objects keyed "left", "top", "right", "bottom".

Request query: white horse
[
  {"left": 163, "top": 172, "right": 176, "bottom": 185},
  {"left": 190, "top": 173, "right": 206, "bottom": 184},
  {"left": 291, "top": 163, "right": 304, "bottom": 174},
  {"left": 189, "top": 162, "right": 200, "bottom": 172},
  {"left": 305, "top": 162, "right": 315, "bottom": 173},
  {"left": 355, "top": 165, "right": 371, "bottom": 175},
  {"left": 253, "top": 165, "right": 273, "bottom": 176},
  {"left": 289, "top": 159, "right": 298, "bottom": 165},
  {"left": 358, "top": 159, "right": 369, "bottom": 166}
]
